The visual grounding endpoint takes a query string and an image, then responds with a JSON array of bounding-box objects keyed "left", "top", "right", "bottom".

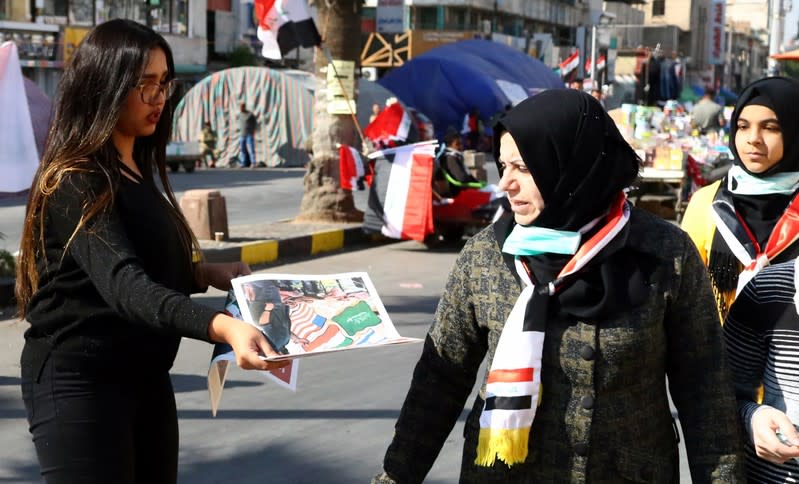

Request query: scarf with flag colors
[
  {"left": 476, "top": 194, "right": 629, "bottom": 467},
  {"left": 711, "top": 193, "right": 799, "bottom": 295},
  {"left": 364, "top": 141, "right": 437, "bottom": 242},
  {"left": 339, "top": 145, "right": 372, "bottom": 191},
  {"left": 254, "top": 0, "right": 321, "bottom": 60}
]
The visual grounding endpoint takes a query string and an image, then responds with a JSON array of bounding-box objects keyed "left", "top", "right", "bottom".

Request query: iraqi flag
[
  {"left": 364, "top": 102, "right": 412, "bottom": 147},
  {"left": 585, "top": 54, "right": 607, "bottom": 73},
  {"left": 254, "top": 0, "right": 322, "bottom": 60},
  {"left": 559, "top": 50, "right": 580, "bottom": 77},
  {"left": 339, "top": 145, "right": 372, "bottom": 191},
  {"left": 364, "top": 142, "right": 436, "bottom": 242}
]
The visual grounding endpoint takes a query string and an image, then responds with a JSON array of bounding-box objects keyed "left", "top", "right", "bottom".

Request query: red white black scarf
[
  {"left": 711, "top": 194, "right": 799, "bottom": 295},
  {"left": 476, "top": 193, "right": 629, "bottom": 467}
]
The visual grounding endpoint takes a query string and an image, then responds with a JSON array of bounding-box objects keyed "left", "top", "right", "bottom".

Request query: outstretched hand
[
  {"left": 750, "top": 406, "right": 799, "bottom": 464},
  {"left": 196, "top": 261, "right": 252, "bottom": 291},
  {"left": 208, "top": 314, "right": 289, "bottom": 371}
]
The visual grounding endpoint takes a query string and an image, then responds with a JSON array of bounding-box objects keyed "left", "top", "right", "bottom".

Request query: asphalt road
[
  {"left": 0, "top": 168, "right": 313, "bottom": 253},
  {"left": 0, "top": 240, "right": 470, "bottom": 483}
]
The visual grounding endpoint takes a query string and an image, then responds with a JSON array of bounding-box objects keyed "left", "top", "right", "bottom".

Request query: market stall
[{"left": 610, "top": 102, "right": 733, "bottom": 220}]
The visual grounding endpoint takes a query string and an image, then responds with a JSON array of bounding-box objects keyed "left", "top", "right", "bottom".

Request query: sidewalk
[{"left": 199, "top": 220, "right": 390, "bottom": 266}]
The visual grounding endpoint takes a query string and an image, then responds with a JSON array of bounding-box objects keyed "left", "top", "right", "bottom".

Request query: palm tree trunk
[{"left": 296, "top": 0, "right": 364, "bottom": 223}]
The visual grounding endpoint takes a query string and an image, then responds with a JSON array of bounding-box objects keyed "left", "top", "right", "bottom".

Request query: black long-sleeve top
[{"left": 21, "top": 169, "right": 219, "bottom": 377}]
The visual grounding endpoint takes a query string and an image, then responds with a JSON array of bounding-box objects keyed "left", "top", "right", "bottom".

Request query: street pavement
[{"left": 0, "top": 240, "right": 470, "bottom": 483}]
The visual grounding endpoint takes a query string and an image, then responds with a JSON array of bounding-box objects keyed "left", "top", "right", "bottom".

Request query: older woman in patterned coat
[{"left": 372, "top": 90, "right": 744, "bottom": 483}]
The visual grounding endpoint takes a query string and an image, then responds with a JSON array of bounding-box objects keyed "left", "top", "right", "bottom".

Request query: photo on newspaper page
[{"left": 231, "top": 271, "right": 421, "bottom": 360}]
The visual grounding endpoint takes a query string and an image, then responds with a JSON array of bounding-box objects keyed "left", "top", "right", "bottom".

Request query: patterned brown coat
[{"left": 374, "top": 208, "right": 744, "bottom": 483}]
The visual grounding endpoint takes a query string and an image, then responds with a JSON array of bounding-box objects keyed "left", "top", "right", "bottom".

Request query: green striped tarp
[{"left": 172, "top": 66, "right": 313, "bottom": 167}]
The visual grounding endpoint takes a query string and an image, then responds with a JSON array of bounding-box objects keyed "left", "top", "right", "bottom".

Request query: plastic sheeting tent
[
  {"left": 1, "top": 41, "right": 50, "bottom": 196},
  {"left": 172, "top": 66, "right": 313, "bottom": 167},
  {"left": 378, "top": 39, "right": 564, "bottom": 139}
]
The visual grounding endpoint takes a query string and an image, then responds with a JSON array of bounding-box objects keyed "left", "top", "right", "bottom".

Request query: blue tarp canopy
[{"left": 379, "top": 39, "right": 564, "bottom": 139}]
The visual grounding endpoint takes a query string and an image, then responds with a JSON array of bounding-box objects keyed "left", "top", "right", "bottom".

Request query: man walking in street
[
  {"left": 691, "top": 87, "right": 725, "bottom": 135},
  {"left": 238, "top": 103, "right": 258, "bottom": 167}
]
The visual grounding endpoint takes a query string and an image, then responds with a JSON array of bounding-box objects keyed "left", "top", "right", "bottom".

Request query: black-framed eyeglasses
[{"left": 134, "top": 79, "right": 176, "bottom": 105}]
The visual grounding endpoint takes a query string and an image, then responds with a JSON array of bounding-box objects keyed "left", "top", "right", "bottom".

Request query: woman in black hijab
[
  {"left": 372, "top": 89, "right": 743, "bottom": 483},
  {"left": 682, "top": 76, "right": 799, "bottom": 320}
]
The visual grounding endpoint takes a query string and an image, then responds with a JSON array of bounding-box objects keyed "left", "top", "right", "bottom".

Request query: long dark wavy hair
[{"left": 16, "top": 19, "right": 200, "bottom": 317}]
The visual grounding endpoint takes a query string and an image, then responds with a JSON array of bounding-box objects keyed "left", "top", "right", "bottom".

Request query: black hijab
[
  {"left": 492, "top": 90, "right": 648, "bottom": 320},
  {"left": 709, "top": 77, "right": 799, "bottom": 302},
  {"left": 492, "top": 89, "right": 640, "bottom": 231}
]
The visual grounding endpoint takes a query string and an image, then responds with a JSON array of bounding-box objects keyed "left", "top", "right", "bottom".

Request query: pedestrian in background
[
  {"left": 15, "top": 19, "right": 286, "bottom": 483},
  {"left": 198, "top": 121, "right": 218, "bottom": 168},
  {"left": 372, "top": 89, "right": 743, "bottom": 483},
  {"left": 681, "top": 76, "right": 799, "bottom": 321},
  {"left": 691, "top": 86, "right": 725, "bottom": 135},
  {"left": 237, "top": 102, "right": 258, "bottom": 167}
]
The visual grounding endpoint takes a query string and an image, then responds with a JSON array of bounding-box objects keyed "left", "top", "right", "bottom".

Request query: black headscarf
[
  {"left": 492, "top": 89, "right": 640, "bottom": 232},
  {"left": 709, "top": 77, "right": 799, "bottom": 304},
  {"left": 492, "top": 90, "right": 649, "bottom": 319}
]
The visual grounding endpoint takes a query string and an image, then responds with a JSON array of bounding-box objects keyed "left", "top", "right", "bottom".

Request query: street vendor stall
[{"left": 609, "top": 102, "right": 732, "bottom": 220}]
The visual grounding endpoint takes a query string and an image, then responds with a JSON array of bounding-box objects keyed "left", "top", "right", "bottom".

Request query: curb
[{"left": 201, "top": 225, "right": 389, "bottom": 266}]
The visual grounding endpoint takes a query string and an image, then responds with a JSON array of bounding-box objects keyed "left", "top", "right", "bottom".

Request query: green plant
[
  {"left": 229, "top": 45, "right": 258, "bottom": 67},
  {"left": 0, "top": 249, "right": 13, "bottom": 278}
]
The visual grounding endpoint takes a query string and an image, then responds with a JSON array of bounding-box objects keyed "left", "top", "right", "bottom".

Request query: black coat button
[
  {"left": 574, "top": 442, "right": 588, "bottom": 456},
  {"left": 580, "top": 345, "right": 595, "bottom": 361},
  {"left": 581, "top": 396, "right": 594, "bottom": 409}
]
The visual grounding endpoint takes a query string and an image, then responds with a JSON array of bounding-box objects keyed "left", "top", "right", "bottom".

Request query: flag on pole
[
  {"left": 364, "top": 102, "right": 412, "bottom": 148},
  {"left": 254, "top": 0, "right": 322, "bottom": 60},
  {"left": 339, "top": 144, "right": 372, "bottom": 191},
  {"left": 364, "top": 142, "right": 437, "bottom": 242},
  {"left": 585, "top": 54, "right": 607, "bottom": 73},
  {"left": 559, "top": 50, "right": 580, "bottom": 77}
]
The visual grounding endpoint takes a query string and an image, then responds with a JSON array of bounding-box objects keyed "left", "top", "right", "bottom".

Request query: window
[
  {"left": 69, "top": 0, "right": 94, "bottom": 26},
  {"left": 101, "top": 0, "right": 147, "bottom": 25},
  {"left": 171, "top": 0, "right": 188, "bottom": 35},
  {"left": 88, "top": 0, "right": 187, "bottom": 34},
  {"left": 414, "top": 7, "right": 438, "bottom": 30},
  {"left": 0, "top": 0, "right": 6, "bottom": 20},
  {"left": 652, "top": 0, "right": 665, "bottom": 16}
]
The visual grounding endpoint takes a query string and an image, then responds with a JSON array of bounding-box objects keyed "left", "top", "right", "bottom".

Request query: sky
[{"left": 786, "top": 2, "right": 798, "bottom": 46}]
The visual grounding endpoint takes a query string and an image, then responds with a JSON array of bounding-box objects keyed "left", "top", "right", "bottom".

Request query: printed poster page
[
  {"left": 207, "top": 272, "right": 421, "bottom": 416},
  {"left": 232, "top": 271, "right": 421, "bottom": 360}
]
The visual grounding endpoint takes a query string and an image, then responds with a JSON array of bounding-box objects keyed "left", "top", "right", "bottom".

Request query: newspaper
[{"left": 207, "top": 272, "right": 422, "bottom": 415}]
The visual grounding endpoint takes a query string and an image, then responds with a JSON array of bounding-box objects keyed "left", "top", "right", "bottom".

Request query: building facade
[{"left": 0, "top": 0, "right": 214, "bottom": 97}]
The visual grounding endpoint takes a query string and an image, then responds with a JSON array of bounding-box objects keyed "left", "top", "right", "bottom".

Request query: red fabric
[
  {"left": 253, "top": 0, "right": 276, "bottom": 30},
  {"left": 339, "top": 145, "right": 358, "bottom": 191},
  {"left": 468, "top": 114, "right": 478, "bottom": 133},
  {"left": 364, "top": 103, "right": 409, "bottom": 145},
  {"left": 752, "top": 195, "right": 799, "bottom": 268},
  {"left": 399, "top": 152, "right": 435, "bottom": 241}
]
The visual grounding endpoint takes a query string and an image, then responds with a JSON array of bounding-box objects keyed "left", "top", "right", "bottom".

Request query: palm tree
[{"left": 295, "top": 0, "right": 364, "bottom": 222}]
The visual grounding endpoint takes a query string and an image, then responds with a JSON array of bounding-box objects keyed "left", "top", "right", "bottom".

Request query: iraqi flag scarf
[{"left": 477, "top": 89, "right": 641, "bottom": 467}]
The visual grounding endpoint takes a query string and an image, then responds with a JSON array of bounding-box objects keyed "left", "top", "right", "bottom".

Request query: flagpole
[{"left": 319, "top": 45, "right": 369, "bottom": 150}]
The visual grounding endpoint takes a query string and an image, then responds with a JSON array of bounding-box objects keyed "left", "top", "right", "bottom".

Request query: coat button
[
  {"left": 574, "top": 442, "right": 588, "bottom": 456},
  {"left": 580, "top": 345, "right": 595, "bottom": 361},
  {"left": 581, "top": 396, "right": 594, "bottom": 409}
]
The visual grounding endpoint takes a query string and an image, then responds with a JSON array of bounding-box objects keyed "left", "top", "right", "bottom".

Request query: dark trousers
[{"left": 21, "top": 350, "right": 178, "bottom": 484}]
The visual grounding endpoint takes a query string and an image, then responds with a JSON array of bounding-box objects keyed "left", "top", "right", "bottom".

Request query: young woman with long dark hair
[{"left": 16, "top": 19, "right": 285, "bottom": 483}]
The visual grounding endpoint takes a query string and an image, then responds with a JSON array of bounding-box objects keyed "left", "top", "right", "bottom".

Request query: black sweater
[{"left": 21, "top": 170, "right": 219, "bottom": 377}]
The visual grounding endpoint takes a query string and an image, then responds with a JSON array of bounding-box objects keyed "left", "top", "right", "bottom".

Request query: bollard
[{"left": 179, "top": 189, "right": 229, "bottom": 240}]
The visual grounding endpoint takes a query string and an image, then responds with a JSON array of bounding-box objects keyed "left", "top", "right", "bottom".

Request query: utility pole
[
  {"left": 768, "top": 0, "right": 785, "bottom": 75},
  {"left": 590, "top": 24, "right": 597, "bottom": 87}
]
